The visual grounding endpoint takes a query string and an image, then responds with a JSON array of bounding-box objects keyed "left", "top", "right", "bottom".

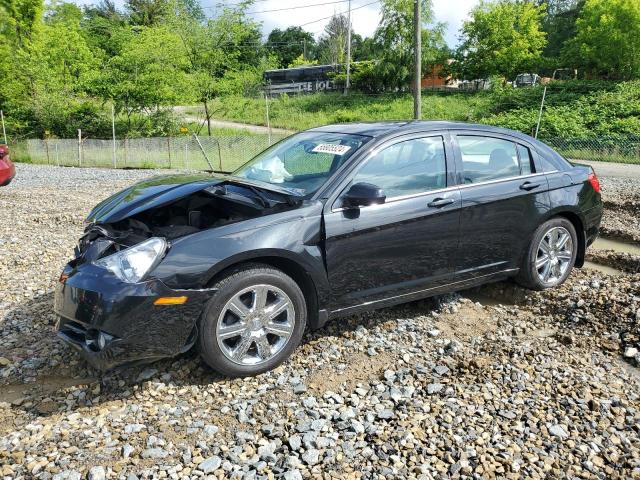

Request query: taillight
[{"left": 588, "top": 172, "right": 600, "bottom": 194}]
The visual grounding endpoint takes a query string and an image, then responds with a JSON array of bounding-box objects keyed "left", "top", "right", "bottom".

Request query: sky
[{"left": 73, "top": 0, "right": 480, "bottom": 47}]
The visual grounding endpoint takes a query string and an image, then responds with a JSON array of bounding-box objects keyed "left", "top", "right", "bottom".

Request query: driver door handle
[
  {"left": 520, "top": 181, "right": 541, "bottom": 191},
  {"left": 427, "top": 197, "right": 455, "bottom": 208}
]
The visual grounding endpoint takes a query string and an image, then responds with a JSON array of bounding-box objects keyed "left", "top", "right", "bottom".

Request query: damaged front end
[{"left": 54, "top": 173, "right": 302, "bottom": 370}]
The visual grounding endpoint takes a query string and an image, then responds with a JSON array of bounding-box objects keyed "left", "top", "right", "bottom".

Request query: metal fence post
[
  {"left": 78, "top": 129, "right": 82, "bottom": 167},
  {"left": 535, "top": 86, "right": 547, "bottom": 139},
  {"left": 112, "top": 104, "right": 117, "bottom": 168},
  {"left": 44, "top": 137, "right": 50, "bottom": 164},
  {"left": 192, "top": 134, "right": 215, "bottom": 171},
  {"left": 167, "top": 136, "right": 172, "bottom": 169}
]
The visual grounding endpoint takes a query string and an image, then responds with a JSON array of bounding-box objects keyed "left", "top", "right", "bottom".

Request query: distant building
[{"left": 422, "top": 60, "right": 459, "bottom": 89}]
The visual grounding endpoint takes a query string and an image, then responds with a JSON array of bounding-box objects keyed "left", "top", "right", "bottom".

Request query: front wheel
[
  {"left": 199, "top": 265, "right": 307, "bottom": 377},
  {"left": 516, "top": 218, "right": 577, "bottom": 290}
]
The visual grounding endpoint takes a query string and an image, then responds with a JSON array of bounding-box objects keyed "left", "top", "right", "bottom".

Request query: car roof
[{"left": 309, "top": 120, "right": 536, "bottom": 143}]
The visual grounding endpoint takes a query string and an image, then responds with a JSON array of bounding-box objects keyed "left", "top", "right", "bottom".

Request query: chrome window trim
[
  {"left": 330, "top": 134, "right": 449, "bottom": 212},
  {"left": 457, "top": 171, "right": 556, "bottom": 190},
  {"left": 331, "top": 185, "right": 459, "bottom": 213},
  {"left": 331, "top": 171, "right": 556, "bottom": 213}
]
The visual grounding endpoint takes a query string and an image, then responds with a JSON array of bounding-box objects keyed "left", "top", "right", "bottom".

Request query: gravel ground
[
  {"left": 1, "top": 164, "right": 639, "bottom": 479},
  {"left": 598, "top": 177, "right": 640, "bottom": 243}
]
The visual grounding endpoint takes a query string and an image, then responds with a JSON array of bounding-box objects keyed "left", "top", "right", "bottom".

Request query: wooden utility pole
[
  {"left": 344, "top": 0, "right": 352, "bottom": 95},
  {"left": 413, "top": 0, "right": 422, "bottom": 120}
]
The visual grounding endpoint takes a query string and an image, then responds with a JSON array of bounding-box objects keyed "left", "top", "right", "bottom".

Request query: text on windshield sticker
[{"left": 312, "top": 144, "right": 352, "bottom": 155}]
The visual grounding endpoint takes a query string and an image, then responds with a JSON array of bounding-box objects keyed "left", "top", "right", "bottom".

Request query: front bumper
[{"left": 54, "top": 262, "right": 216, "bottom": 370}]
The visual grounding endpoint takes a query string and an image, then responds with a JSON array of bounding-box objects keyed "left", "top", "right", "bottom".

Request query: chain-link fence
[
  {"left": 13, "top": 132, "right": 640, "bottom": 169},
  {"left": 545, "top": 136, "right": 640, "bottom": 164},
  {"left": 12, "top": 133, "right": 290, "bottom": 172}
]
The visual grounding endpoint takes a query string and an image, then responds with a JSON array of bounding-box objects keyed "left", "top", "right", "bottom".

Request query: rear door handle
[
  {"left": 427, "top": 197, "right": 455, "bottom": 208},
  {"left": 520, "top": 181, "right": 541, "bottom": 191}
]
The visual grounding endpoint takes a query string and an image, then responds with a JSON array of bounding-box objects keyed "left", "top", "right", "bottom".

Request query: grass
[{"left": 207, "top": 91, "right": 494, "bottom": 131}]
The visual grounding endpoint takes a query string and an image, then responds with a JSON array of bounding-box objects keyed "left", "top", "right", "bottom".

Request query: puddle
[
  {"left": 593, "top": 237, "right": 640, "bottom": 255},
  {"left": 0, "top": 376, "right": 95, "bottom": 405},
  {"left": 583, "top": 261, "right": 624, "bottom": 276}
]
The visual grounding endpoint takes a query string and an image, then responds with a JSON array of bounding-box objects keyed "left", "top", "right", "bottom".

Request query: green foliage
[
  {"left": 288, "top": 54, "right": 318, "bottom": 68},
  {"left": 564, "top": 0, "right": 640, "bottom": 80},
  {"left": 454, "top": 0, "right": 547, "bottom": 81},
  {"left": 373, "top": 0, "right": 448, "bottom": 91},
  {"left": 266, "top": 26, "right": 315, "bottom": 69},
  {"left": 94, "top": 25, "right": 195, "bottom": 117},
  {"left": 316, "top": 13, "right": 350, "bottom": 65},
  {"left": 210, "top": 81, "right": 640, "bottom": 148}
]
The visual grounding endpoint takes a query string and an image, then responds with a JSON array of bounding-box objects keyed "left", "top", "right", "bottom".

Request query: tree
[
  {"left": 373, "top": 0, "right": 448, "bottom": 91},
  {"left": 351, "top": 34, "right": 378, "bottom": 61},
  {"left": 82, "top": 0, "right": 129, "bottom": 56},
  {"left": 266, "top": 27, "right": 315, "bottom": 69},
  {"left": 126, "top": 0, "right": 168, "bottom": 26},
  {"left": 316, "top": 13, "right": 350, "bottom": 65},
  {"left": 564, "top": 0, "right": 640, "bottom": 79},
  {"left": 288, "top": 54, "right": 318, "bottom": 68},
  {"left": 537, "top": 0, "right": 584, "bottom": 60},
  {"left": 454, "top": 0, "right": 547, "bottom": 81},
  {"left": 168, "top": 3, "right": 266, "bottom": 134},
  {"left": 94, "top": 25, "right": 195, "bottom": 132}
]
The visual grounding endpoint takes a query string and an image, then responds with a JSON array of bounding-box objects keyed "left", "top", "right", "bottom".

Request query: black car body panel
[
  {"left": 54, "top": 121, "right": 603, "bottom": 370},
  {"left": 55, "top": 262, "right": 216, "bottom": 370}
]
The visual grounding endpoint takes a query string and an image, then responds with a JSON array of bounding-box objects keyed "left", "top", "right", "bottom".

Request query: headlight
[{"left": 95, "top": 237, "right": 167, "bottom": 283}]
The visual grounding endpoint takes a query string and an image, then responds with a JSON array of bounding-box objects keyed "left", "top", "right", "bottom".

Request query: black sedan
[{"left": 54, "top": 121, "right": 603, "bottom": 376}]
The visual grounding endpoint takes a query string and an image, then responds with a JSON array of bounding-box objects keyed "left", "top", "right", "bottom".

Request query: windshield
[{"left": 232, "top": 131, "right": 370, "bottom": 196}]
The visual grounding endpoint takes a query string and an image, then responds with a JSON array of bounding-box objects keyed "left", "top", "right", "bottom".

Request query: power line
[
  {"left": 299, "top": 0, "right": 380, "bottom": 27},
  {"left": 247, "top": 0, "right": 352, "bottom": 14},
  {"left": 202, "top": 0, "right": 351, "bottom": 12}
]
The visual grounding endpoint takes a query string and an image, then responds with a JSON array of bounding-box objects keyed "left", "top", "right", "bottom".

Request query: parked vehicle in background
[
  {"left": 54, "top": 121, "right": 603, "bottom": 377},
  {"left": 513, "top": 73, "right": 541, "bottom": 88},
  {"left": 263, "top": 64, "right": 340, "bottom": 96},
  {"left": 0, "top": 143, "right": 15, "bottom": 186},
  {"left": 552, "top": 68, "right": 578, "bottom": 81}
]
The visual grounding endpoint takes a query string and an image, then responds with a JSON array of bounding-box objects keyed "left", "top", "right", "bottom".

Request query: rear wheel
[
  {"left": 199, "top": 265, "right": 306, "bottom": 377},
  {"left": 516, "top": 217, "right": 577, "bottom": 290}
]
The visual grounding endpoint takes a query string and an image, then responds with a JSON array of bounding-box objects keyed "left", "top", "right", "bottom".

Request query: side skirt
[{"left": 324, "top": 268, "right": 519, "bottom": 322}]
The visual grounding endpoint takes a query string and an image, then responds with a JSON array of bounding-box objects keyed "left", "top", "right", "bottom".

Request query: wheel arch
[
  {"left": 548, "top": 210, "right": 586, "bottom": 268},
  {"left": 205, "top": 252, "right": 323, "bottom": 330}
]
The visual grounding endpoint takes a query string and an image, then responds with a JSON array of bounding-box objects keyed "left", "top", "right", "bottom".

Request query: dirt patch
[
  {"left": 434, "top": 302, "right": 497, "bottom": 340},
  {"left": 0, "top": 375, "right": 96, "bottom": 405},
  {"left": 307, "top": 350, "right": 396, "bottom": 395}
]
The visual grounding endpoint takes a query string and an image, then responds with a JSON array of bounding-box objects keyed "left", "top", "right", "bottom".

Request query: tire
[
  {"left": 516, "top": 217, "right": 578, "bottom": 291},
  {"left": 199, "top": 264, "right": 307, "bottom": 377}
]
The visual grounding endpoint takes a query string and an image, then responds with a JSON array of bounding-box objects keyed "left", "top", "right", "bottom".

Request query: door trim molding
[{"left": 329, "top": 267, "right": 518, "bottom": 317}]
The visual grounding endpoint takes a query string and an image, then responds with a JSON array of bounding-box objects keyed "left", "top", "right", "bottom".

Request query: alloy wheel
[
  {"left": 535, "top": 226, "right": 573, "bottom": 285},
  {"left": 216, "top": 284, "right": 295, "bottom": 365}
]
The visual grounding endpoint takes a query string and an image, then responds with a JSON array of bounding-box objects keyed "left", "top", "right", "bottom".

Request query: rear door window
[{"left": 457, "top": 136, "right": 520, "bottom": 183}]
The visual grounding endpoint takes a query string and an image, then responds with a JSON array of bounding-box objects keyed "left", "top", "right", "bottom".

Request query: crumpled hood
[{"left": 86, "top": 174, "right": 225, "bottom": 224}]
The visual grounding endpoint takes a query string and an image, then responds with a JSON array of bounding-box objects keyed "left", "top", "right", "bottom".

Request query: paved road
[{"left": 572, "top": 159, "right": 640, "bottom": 179}]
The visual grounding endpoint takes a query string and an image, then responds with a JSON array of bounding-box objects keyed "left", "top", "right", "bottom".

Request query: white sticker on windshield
[{"left": 312, "top": 144, "right": 352, "bottom": 155}]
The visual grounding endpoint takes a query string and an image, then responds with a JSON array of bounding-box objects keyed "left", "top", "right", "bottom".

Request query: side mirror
[{"left": 342, "top": 182, "right": 386, "bottom": 209}]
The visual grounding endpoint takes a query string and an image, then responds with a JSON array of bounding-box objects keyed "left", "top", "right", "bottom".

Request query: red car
[{"left": 0, "top": 143, "right": 15, "bottom": 186}]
